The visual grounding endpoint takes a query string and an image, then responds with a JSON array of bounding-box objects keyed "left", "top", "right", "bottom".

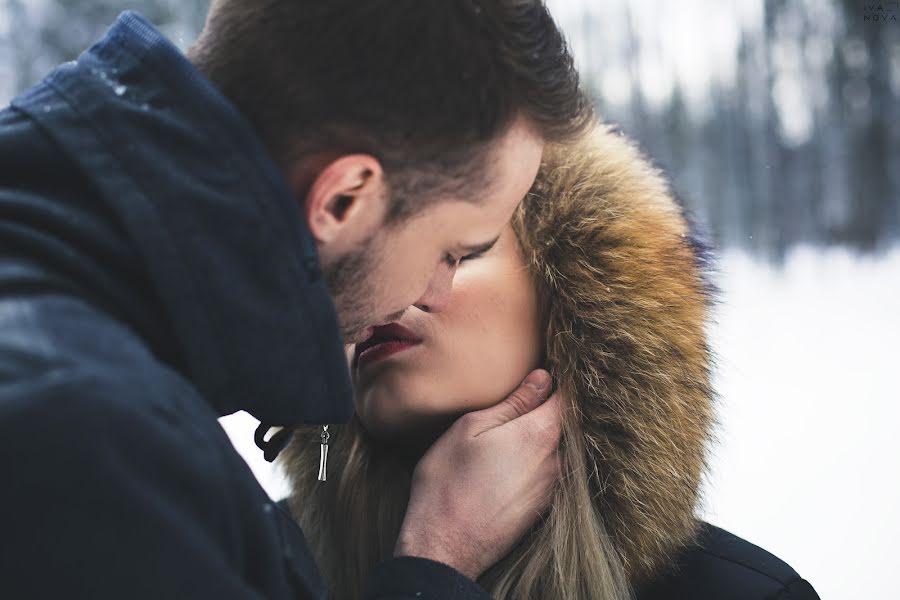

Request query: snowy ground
[
  {"left": 220, "top": 243, "right": 900, "bottom": 599},
  {"left": 697, "top": 243, "right": 900, "bottom": 600}
]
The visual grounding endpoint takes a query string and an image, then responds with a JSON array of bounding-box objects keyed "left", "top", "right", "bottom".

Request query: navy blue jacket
[
  {"left": 0, "top": 11, "right": 490, "bottom": 600},
  {"left": 636, "top": 522, "right": 820, "bottom": 599}
]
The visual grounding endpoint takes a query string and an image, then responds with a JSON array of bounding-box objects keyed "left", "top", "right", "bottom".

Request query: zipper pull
[{"left": 317, "top": 425, "right": 330, "bottom": 481}]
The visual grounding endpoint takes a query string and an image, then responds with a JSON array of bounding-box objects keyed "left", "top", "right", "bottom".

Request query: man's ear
[{"left": 293, "top": 154, "right": 388, "bottom": 258}]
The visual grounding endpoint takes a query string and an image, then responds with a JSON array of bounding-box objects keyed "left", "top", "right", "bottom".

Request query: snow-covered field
[
  {"left": 698, "top": 243, "right": 899, "bottom": 600},
  {"left": 221, "top": 243, "right": 900, "bottom": 599}
]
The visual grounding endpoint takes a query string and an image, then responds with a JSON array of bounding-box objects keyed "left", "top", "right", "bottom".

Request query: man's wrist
[{"left": 394, "top": 529, "right": 478, "bottom": 580}]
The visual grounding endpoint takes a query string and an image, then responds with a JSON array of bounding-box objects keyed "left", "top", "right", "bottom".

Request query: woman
[{"left": 280, "top": 123, "right": 819, "bottom": 599}]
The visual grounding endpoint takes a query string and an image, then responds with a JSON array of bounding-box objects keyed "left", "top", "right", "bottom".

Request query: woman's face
[{"left": 348, "top": 222, "right": 543, "bottom": 438}]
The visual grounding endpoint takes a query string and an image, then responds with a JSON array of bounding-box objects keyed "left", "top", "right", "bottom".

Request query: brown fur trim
[{"left": 512, "top": 122, "right": 720, "bottom": 584}]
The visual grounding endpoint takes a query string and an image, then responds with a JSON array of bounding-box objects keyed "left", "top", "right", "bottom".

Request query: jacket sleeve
[
  {"left": 363, "top": 557, "right": 492, "bottom": 600},
  {"left": 0, "top": 365, "right": 268, "bottom": 599}
]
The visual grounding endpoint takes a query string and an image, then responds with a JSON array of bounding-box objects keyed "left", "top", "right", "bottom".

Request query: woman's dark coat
[{"left": 636, "top": 522, "right": 819, "bottom": 599}]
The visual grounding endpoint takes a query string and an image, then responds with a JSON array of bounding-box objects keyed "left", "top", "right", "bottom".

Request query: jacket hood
[
  {"left": 282, "top": 123, "right": 723, "bottom": 593},
  {"left": 5, "top": 11, "right": 353, "bottom": 427},
  {"left": 513, "top": 123, "right": 720, "bottom": 583}
]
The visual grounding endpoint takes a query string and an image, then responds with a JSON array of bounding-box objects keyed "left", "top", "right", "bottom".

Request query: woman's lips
[
  {"left": 354, "top": 322, "right": 422, "bottom": 371},
  {"left": 356, "top": 338, "right": 421, "bottom": 370}
]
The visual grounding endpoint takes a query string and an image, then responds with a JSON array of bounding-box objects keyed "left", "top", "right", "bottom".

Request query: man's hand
[{"left": 394, "top": 369, "right": 561, "bottom": 580}]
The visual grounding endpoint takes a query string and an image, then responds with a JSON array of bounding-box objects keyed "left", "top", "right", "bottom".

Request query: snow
[
  {"left": 221, "top": 243, "right": 900, "bottom": 599},
  {"left": 218, "top": 411, "right": 290, "bottom": 501},
  {"left": 699, "top": 243, "right": 900, "bottom": 600}
]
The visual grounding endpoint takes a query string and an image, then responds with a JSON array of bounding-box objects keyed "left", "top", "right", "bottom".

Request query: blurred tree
[
  {"left": 834, "top": 0, "right": 900, "bottom": 248},
  {"left": 549, "top": 0, "right": 899, "bottom": 263}
]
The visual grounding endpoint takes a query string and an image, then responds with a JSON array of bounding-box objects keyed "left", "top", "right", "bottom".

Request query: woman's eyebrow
[{"left": 458, "top": 235, "right": 501, "bottom": 254}]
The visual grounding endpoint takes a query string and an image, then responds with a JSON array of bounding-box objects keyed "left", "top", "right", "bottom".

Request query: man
[{"left": 0, "top": 1, "right": 590, "bottom": 598}]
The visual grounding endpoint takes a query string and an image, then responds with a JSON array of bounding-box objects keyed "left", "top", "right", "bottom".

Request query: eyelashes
[{"left": 444, "top": 249, "right": 487, "bottom": 268}]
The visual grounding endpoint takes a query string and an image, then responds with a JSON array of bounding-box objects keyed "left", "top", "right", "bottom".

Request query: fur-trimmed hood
[
  {"left": 283, "top": 122, "right": 721, "bottom": 596},
  {"left": 512, "top": 121, "right": 720, "bottom": 583}
]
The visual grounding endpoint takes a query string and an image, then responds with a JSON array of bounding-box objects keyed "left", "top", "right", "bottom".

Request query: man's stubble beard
[
  {"left": 323, "top": 240, "right": 377, "bottom": 344},
  {"left": 323, "top": 230, "right": 413, "bottom": 343}
]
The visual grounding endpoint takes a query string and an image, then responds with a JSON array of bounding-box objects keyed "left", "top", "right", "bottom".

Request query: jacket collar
[{"left": 11, "top": 11, "right": 353, "bottom": 426}]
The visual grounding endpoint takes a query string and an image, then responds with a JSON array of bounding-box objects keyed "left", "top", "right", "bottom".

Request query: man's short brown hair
[{"left": 189, "top": 0, "right": 591, "bottom": 223}]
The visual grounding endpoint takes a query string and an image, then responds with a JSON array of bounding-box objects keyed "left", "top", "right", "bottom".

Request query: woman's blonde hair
[{"left": 281, "top": 122, "right": 719, "bottom": 600}]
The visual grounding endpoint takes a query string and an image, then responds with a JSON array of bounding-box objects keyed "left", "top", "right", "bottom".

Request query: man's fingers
[
  {"left": 516, "top": 387, "right": 562, "bottom": 443},
  {"left": 470, "top": 369, "right": 552, "bottom": 433}
]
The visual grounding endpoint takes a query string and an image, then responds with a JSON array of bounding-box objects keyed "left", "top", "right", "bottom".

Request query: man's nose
[{"left": 413, "top": 262, "right": 455, "bottom": 313}]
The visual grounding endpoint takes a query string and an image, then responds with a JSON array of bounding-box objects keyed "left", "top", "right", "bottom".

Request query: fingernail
[{"left": 523, "top": 370, "right": 550, "bottom": 391}]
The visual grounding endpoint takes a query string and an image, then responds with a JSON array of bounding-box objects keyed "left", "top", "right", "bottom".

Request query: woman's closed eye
[
  {"left": 459, "top": 249, "right": 487, "bottom": 263},
  {"left": 443, "top": 248, "right": 488, "bottom": 268}
]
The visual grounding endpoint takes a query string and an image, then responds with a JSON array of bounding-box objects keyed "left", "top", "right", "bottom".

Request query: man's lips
[{"left": 353, "top": 323, "right": 422, "bottom": 370}]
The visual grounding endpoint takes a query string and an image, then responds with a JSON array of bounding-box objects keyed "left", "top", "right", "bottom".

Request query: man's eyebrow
[{"left": 458, "top": 235, "right": 501, "bottom": 254}]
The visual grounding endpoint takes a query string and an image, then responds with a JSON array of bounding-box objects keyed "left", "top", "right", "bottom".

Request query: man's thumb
[{"left": 472, "top": 369, "right": 552, "bottom": 432}]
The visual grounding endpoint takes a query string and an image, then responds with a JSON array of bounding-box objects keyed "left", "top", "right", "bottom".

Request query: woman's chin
[{"left": 356, "top": 403, "right": 456, "bottom": 454}]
